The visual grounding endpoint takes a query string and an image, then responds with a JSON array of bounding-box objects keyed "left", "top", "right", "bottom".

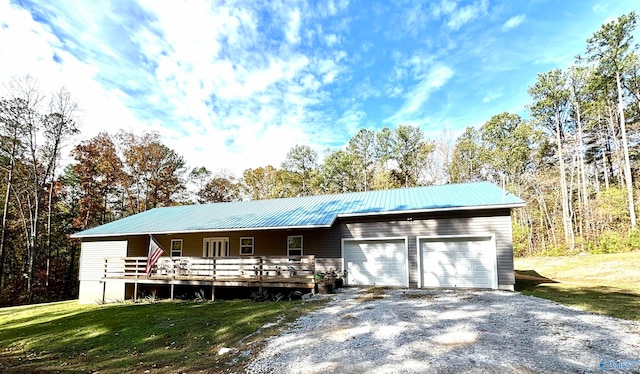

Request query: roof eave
[
  {"left": 335, "top": 202, "right": 526, "bottom": 220},
  {"left": 69, "top": 223, "right": 334, "bottom": 239}
]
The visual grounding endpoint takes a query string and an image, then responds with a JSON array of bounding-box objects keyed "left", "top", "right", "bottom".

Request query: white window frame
[
  {"left": 287, "top": 235, "right": 303, "bottom": 256},
  {"left": 240, "top": 237, "right": 255, "bottom": 255},
  {"left": 170, "top": 239, "right": 183, "bottom": 257}
]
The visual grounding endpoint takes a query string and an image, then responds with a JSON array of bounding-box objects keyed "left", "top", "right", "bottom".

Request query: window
[
  {"left": 171, "top": 239, "right": 183, "bottom": 257},
  {"left": 240, "top": 237, "right": 254, "bottom": 255},
  {"left": 287, "top": 235, "right": 303, "bottom": 256}
]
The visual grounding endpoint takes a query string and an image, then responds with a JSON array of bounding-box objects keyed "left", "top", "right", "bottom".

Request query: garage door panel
[
  {"left": 456, "top": 276, "right": 473, "bottom": 287},
  {"left": 456, "top": 264, "right": 472, "bottom": 273},
  {"left": 456, "top": 251, "right": 470, "bottom": 259},
  {"left": 421, "top": 237, "right": 496, "bottom": 289},
  {"left": 425, "top": 251, "right": 453, "bottom": 263},
  {"left": 439, "top": 265, "right": 456, "bottom": 274},
  {"left": 423, "top": 273, "right": 440, "bottom": 285},
  {"left": 345, "top": 263, "right": 376, "bottom": 286},
  {"left": 344, "top": 239, "right": 407, "bottom": 287},
  {"left": 439, "top": 276, "right": 456, "bottom": 287},
  {"left": 472, "top": 279, "right": 492, "bottom": 288},
  {"left": 473, "top": 264, "right": 490, "bottom": 271}
]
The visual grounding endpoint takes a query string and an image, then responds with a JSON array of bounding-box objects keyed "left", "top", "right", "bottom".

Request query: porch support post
[
  {"left": 134, "top": 281, "right": 138, "bottom": 302},
  {"left": 170, "top": 282, "right": 174, "bottom": 300},
  {"left": 101, "top": 258, "right": 107, "bottom": 303},
  {"left": 211, "top": 284, "right": 215, "bottom": 301},
  {"left": 258, "top": 256, "right": 263, "bottom": 293}
]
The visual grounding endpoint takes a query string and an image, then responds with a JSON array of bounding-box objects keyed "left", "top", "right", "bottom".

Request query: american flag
[{"left": 145, "top": 235, "right": 165, "bottom": 278}]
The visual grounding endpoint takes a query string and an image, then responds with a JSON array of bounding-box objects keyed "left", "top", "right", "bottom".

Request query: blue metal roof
[{"left": 71, "top": 182, "right": 524, "bottom": 238}]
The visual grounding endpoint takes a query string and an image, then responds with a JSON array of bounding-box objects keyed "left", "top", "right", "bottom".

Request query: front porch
[{"left": 102, "top": 255, "right": 317, "bottom": 301}]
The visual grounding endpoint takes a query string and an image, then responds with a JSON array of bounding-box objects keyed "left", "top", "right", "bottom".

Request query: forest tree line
[{"left": 0, "top": 13, "right": 638, "bottom": 305}]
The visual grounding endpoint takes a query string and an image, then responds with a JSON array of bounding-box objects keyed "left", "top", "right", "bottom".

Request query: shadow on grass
[
  {"left": 0, "top": 299, "right": 325, "bottom": 374},
  {"left": 515, "top": 270, "right": 640, "bottom": 321},
  {"left": 514, "top": 269, "right": 559, "bottom": 291}
]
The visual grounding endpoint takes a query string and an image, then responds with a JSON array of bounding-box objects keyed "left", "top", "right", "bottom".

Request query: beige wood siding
[
  {"left": 125, "top": 236, "right": 148, "bottom": 256},
  {"left": 316, "top": 258, "right": 342, "bottom": 273},
  {"left": 129, "top": 229, "right": 336, "bottom": 258}
]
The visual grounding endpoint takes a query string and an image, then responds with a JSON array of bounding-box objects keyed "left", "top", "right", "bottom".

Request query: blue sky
[{"left": 0, "top": 0, "right": 637, "bottom": 177}]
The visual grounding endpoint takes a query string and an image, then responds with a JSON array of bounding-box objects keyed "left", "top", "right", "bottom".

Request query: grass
[
  {"left": 0, "top": 297, "right": 328, "bottom": 373},
  {"left": 515, "top": 252, "right": 640, "bottom": 321}
]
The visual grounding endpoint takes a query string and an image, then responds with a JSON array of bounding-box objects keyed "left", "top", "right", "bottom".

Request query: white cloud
[
  {"left": 428, "top": 0, "right": 488, "bottom": 31},
  {"left": 354, "top": 77, "right": 383, "bottom": 100},
  {"left": 336, "top": 108, "right": 366, "bottom": 134},
  {"left": 502, "top": 14, "right": 526, "bottom": 31},
  {"left": 385, "top": 85, "right": 403, "bottom": 98},
  {"left": 385, "top": 63, "right": 454, "bottom": 124},
  {"left": 286, "top": 9, "right": 301, "bottom": 44},
  {"left": 124, "top": 1, "right": 349, "bottom": 174},
  {"left": 400, "top": 2, "right": 431, "bottom": 38},
  {"left": 324, "top": 34, "right": 339, "bottom": 46},
  {"left": 482, "top": 89, "right": 503, "bottom": 103},
  {"left": 446, "top": 0, "right": 488, "bottom": 30},
  {"left": 430, "top": 0, "right": 457, "bottom": 18},
  {"left": 321, "top": 0, "right": 349, "bottom": 17},
  {"left": 404, "top": 65, "right": 454, "bottom": 114}
]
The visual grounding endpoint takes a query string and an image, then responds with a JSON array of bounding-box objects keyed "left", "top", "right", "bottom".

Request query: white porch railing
[{"left": 103, "top": 255, "right": 316, "bottom": 284}]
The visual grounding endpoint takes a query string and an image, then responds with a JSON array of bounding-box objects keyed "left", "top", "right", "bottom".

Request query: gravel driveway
[{"left": 246, "top": 287, "right": 640, "bottom": 373}]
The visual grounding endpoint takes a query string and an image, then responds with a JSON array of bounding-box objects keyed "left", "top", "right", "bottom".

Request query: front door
[{"left": 203, "top": 237, "right": 229, "bottom": 257}]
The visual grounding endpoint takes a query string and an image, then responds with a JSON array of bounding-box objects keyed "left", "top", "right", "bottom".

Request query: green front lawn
[
  {"left": 515, "top": 252, "right": 640, "bottom": 321},
  {"left": 0, "top": 298, "right": 327, "bottom": 373}
]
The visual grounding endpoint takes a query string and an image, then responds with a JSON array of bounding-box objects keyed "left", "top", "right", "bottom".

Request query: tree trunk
[
  {"left": 27, "top": 187, "right": 39, "bottom": 302},
  {"left": 616, "top": 71, "right": 636, "bottom": 229},
  {"left": 27, "top": 147, "right": 41, "bottom": 302},
  {"left": 554, "top": 110, "right": 573, "bottom": 249},
  {"left": 535, "top": 182, "right": 556, "bottom": 248},
  {"left": 570, "top": 152, "right": 582, "bottom": 248},
  {"left": 607, "top": 106, "right": 624, "bottom": 187},
  {"left": 0, "top": 124, "right": 19, "bottom": 289},
  {"left": 64, "top": 241, "right": 78, "bottom": 297},
  {"left": 574, "top": 97, "right": 590, "bottom": 240},
  {"left": 600, "top": 127, "right": 610, "bottom": 190},
  {"left": 46, "top": 181, "right": 53, "bottom": 288},
  {"left": 568, "top": 152, "right": 577, "bottom": 250},
  {"left": 0, "top": 164, "right": 14, "bottom": 289}
]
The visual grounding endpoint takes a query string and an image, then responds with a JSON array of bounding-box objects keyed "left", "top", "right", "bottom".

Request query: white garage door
[
  {"left": 343, "top": 238, "right": 408, "bottom": 287},
  {"left": 420, "top": 236, "right": 497, "bottom": 289}
]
